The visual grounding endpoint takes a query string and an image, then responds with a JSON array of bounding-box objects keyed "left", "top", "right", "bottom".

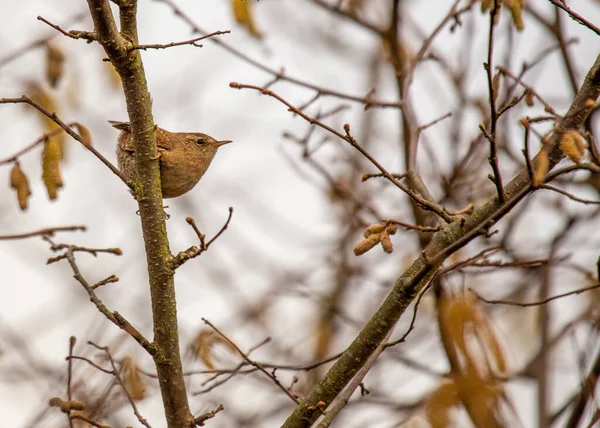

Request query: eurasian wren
[{"left": 110, "top": 121, "right": 232, "bottom": 198}]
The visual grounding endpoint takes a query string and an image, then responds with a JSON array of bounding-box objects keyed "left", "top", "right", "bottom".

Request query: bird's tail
[{"left": 108, "top": 120, "right": 131, "bottom": 132}]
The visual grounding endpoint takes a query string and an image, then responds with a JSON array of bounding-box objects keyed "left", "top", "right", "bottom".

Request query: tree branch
[
  {"left": 281, "top": 52, "right": 600, "bottom": 428},
  {"left": 85, "top": 0, "right": 194, "bottom": 426}
]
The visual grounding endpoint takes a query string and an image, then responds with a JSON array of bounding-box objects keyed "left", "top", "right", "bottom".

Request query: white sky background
[{"left": 0, "top": 0, "right": 600, "bottom": 427}]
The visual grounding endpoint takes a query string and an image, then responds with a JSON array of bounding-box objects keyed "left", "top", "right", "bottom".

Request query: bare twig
[
  {"left": 483, "top": 2, "right": 505, "bottom": 203},
  {"left": 69, "top": 413, "right": 107, "bottom": 428},
  {"left": 230, "top": 82, "right": 454, "bottom": 222},
  {"left": 87, "top": 342, "right": 152, "bottom": 428},
  {"left": 37, "top": 16, "right": 96, "bottom": 42},
  {"left": 194, "top": 404, "right": 225, "bottom": 426},
  {"left": 383, "top": 219, "right": 441, "bottom": 233},
  {"left": 361, "top": 172, "right": 407, "bottom": 182},
  {"left": 202, "top": 318, "right": 300, "bottom": 403},
  {"left": 171, "top": 207, "right": 234, "bottom": 269},
  {"left": 0, "top": 225, "right": 86, "bottom": 240},
  {"left": 0, "top": 127, "right": 73, "bottom": 165},
  {"left": 0, "top": 96, "right": 129, "bottom": 185},
  {"left": 0, "top": 12, "right": 86, "bottom": 68},
  {"left": 383, "top": 279, "right": 435, "bottom": 349},
  {"left": 470, "top": 283, "right": 600, "bottom": 307},
  {"left": 66, "top": 336, "right": 76, "bottom": 428},
  {"left": 546, "top": 0, "right": 600, "bottom": 36},
  {"left": 132, "top": 30, "right": 230, "bottom": 50},
  {"left": 539, "top": 184, "right": 600, "bottom": 205},
  {"left": 497, "top": 68, "right": 560, "bottom": 116},
  {"left": 53, "top": 245, "right": 155, "bottom": 355},
  {"left": 157, "top": 0, "right": 404, "bottom": 110},
  {"left": 317, "top": 330, "right": 393, "bottom": 428}
]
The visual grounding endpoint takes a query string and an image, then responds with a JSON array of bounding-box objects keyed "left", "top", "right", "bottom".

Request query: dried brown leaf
[
  {"left": 347, "top": 0, "right": 367, "bottom": 15},
  {"left": 191, "top": 330, "right": 218, "bottom": 369},
  {"left": 425, "top": 380, "right": 460, "bottom": 428},
  {"left": 480, "top": 0, "right": 493, "bottom": 12},
  {"left": 45, "top": 42, "right": 65, "bottom": 88},
  {"left": 314, "top": 318, "right": 333, "bottom": 361},
  {"left": 533, "top": 150, "right": 549, "bottom": 187},
  {"left": 504, "top": 0, "right": 524, "bottom": 30},
  {"left": 232, "top": 0, "right": 263, "bottom": 39},
  {"left": 452, "top": 365, "right": 504, "bottom": 427},
  {"left": 525, "top": 90, "right": 534, "bottom": 107},
  {"left": 27, "top": 83, "right": 67, "bottom": 160},
  {"left": 492, "top": 72, "right": 500, "bottom": 102},
  {"left": 122, "top": 357, "right": 146, "bottom": 400},
  {"left": 438, "top": 294, "right": 476, "bottom": 359},
  {"left": 191, "top": 329, "right": 236, "bottom": 369},
  {"left": 42, "top": 137, "right": 63, "bottom": 200},
  {"left": 10, "top": 162, "right": 31, "bottom": 210},
  {"left": 466, "top": 293, "right": 508, "bottom": 373},
  {"left": 76, "top": 123, "right": 93, "bottom": 148}
]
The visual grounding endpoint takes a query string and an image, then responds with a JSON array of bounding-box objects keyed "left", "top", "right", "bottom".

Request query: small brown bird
[{"left": 110, "top": 121, "right": 232, "bottom": 198}]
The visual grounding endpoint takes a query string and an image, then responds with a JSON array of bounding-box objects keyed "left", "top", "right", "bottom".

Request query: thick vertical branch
[{"left": 86, "top": 1, "right": 193, "bottom": 427}]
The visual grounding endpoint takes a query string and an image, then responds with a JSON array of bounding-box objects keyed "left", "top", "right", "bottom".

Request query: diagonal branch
[
  {"left": 281, "top": 52, "right": 600, "bottom": 428},
  {"left": 229, "top": 82, "right": 454, "bottom": 223},
  {"left": 0, "top": 96, "right": 128, "bottom": 185}
]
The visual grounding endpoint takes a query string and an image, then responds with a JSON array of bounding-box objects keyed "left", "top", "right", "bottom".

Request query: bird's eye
[{"left": 196, "top": 138, "right": 205, "bottom": 145}]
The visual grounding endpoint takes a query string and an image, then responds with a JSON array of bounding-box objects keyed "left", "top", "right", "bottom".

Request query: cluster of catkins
[{"left": 353, "top": 223, "right": 397, "bottom": 256}]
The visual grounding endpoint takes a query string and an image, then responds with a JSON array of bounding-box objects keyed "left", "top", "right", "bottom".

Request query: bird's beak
[{"left": 216, "top": 140, "right": 233, "bottom": 147}]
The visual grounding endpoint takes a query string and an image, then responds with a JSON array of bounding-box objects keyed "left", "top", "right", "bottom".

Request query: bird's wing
[{"left": 122, "top": 144, "right": 169, "bottom": 155}]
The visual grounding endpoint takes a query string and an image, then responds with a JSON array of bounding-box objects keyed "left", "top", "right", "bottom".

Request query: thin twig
[
  {"left": 0, "top": 225, "right": 86, "bottom": 240},
  {"left": 230, "top": 82, "right": 454, "bottom": 222},
  {"left": 361, "top": 172, "right": 407, "bottom": 182},
  {"left": 497, "top": 68, "right": 560, "bottom": 116},
  {"left": 86, "top": 342, "right": 152, "bottom": 428},
  {"left": 383, "top": 279, "right": 436, "bottom": 348},
  {"left": 46, "top": 244, "right": 122, "bottom": 264},
  {"left": 484, "top": 0, "right": 505, "bottom": 203},
  {"left": 55, "top": 246, "right": 155, "bottom": 355},
  {"left": 202, "top": 318, "right": 300, "bottom": 403},
  {"left": 0, "top": 127, "right": 72, "bottom": 165},
  {"left": 66, "top": 336, "right": 76, "bottom": 428},
  {"left": 0, "top": 12, "right": 86, "bottom": 68},
  {"left": 546, "top": 0, "right": 600, "bottom": 36},
  {"left": 417, "top": 112, "right": 452, "bottom": 135},
  {"left": 157, "top": 0, "right": 403, "bottom": 109},
  {"left": 540, "top": 184, "right": 600, "bottom": 205},
  {"left": 132, "top": 30, "right": 230, "bottom": 50},
  {"left": 383, "top": 219, "right": 441, "bottom": 233},
  {"left": 0, "top": 96, "right": 130, "bottom": 186},
  {"left": 470, "top": 283, "right": 600, "bottom": 307},
  {"left": 67, "top": 355, "right": 113, "bottom": 374},
  {"left": 194, "top": 404, "right": 225, "bottom": 426},
  {"left": 317, "top": 330, "right": 393, "bottom": 427},
  {"left": 171, "top": 207, "right": 234, "bottom": 269},
  {"left": 69, "top": 413, "right": 106, "bottom": 428},
  {"left": 37, "top": 16, "right": 96, "bottom": 42},
  {"left": 522, "top": 120, "right": 535, "bottom": 182}
]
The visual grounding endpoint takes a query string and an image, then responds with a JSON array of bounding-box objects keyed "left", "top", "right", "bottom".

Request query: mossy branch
[
  {"left": 85, "top": 1, "right": 193, "bottom": 427},
  {"left": 282, "top": 53, "right": 600, "bottom": 428}
]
